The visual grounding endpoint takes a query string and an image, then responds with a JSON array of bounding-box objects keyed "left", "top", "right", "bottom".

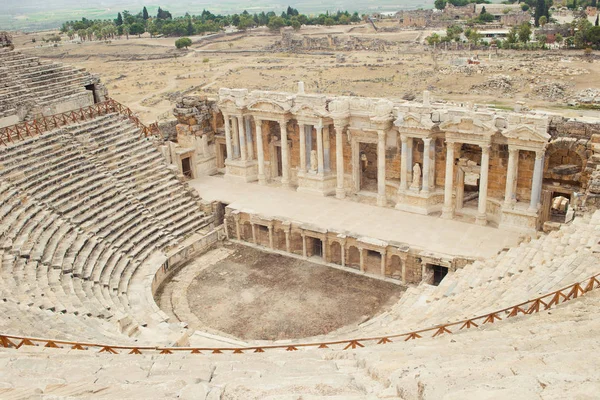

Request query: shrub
[{"left": 175, "top": 37, "right": 192, "bottom": 49}]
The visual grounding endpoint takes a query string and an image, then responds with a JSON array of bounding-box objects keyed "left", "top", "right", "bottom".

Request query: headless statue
[
  {"left": 310, "top": 149, "right": 318, "bottom": 173},
  {"left": 411, "top": 162, "right": 422, "bottom": 190}
]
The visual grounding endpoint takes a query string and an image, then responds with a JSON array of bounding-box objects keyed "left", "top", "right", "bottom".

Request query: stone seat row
[
  {"left": 0, "top": 114, "right": 212, "bottom": 345},
  {"left": 331, "top": 212, "right": 600, "bottom": 340}
]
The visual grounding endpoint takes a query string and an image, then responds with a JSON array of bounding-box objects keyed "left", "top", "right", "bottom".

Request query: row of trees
[
  {"left": 427, "top": 17, "right": 600, "bottom": 49},
  {"left": 60, "top": 6, "right": 363, "bottom": 40}
]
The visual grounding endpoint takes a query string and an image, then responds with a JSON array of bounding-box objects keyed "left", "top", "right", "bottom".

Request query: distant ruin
[{"left": 0, "top": 32, "right": 12, "bottom": 48}]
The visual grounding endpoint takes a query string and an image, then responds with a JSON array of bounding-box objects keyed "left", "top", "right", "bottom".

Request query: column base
[
  {"left": 336, "top": 188, "right": 346, "bottom": 199},
  {"left": 377, "top": 195, "right": 387, "bottom": 207},
  {"left": 475, "top": 214, "right": 488, "bottom": 226},
  {"left": 441, "top": 207, "right": 454, "bottom": 219},
  {"left": 258, "top": 175, "right": 266, "bottom": 185}
]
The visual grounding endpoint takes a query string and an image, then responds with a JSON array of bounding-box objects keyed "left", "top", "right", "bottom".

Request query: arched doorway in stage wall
[
  {"left": 388, "top": 255, "right": 402, "bottom": 280},
  {"left": 541, "top": 139, "right": 588, "bottom": 225},
  {"left": 329, "top": 241, "right": 342, "bottom": 265},
  {"left": 256, "top": 225, "right": 270, "bottom": 247},
  {"left": 273, "top": 229, "right": 287, "bottom": 251},
  {"left": 242, "top": 221, "right": 253, "bottom": 242},
  {"left": 347, "top": 246, "right": 360, "bottom": 270}
]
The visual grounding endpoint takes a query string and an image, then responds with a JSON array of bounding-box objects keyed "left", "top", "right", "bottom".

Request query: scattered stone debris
[{"left": 471, "top": 75, "right": 514, "bottom": 95}]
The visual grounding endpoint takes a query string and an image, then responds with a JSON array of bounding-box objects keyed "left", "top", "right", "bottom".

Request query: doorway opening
[
  {"left": 182, "top": 157, "right": 192, "bottom": 178},
  {"left": 431, "top": 265, "right": 448, "bottom": 286},
  {"left": 359, "top": 142, "right": 378, "bottom": 192},
  {"left": 85, "top": 84, "right": 100, "bottom": 104}
]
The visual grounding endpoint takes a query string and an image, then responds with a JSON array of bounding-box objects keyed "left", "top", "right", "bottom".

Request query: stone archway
[
  {"left": 242, "top": 221, "right": 253, "bottom": 242},
  {"left": 329, "top": 241, "right": 342, "bottom": 265},
  {"left": 388, "top": 255, "right": 402, "bottom": 280},
  {"left": 347, "top": 246, "right": 360, "bottom": 270},
  {"left": 544, "top": 138, "right": 589, "bottom": 188}
]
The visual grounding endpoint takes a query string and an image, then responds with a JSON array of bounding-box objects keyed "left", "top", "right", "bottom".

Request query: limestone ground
[{"left": 170, "top": 243, "right": 403, "bottom": 341}]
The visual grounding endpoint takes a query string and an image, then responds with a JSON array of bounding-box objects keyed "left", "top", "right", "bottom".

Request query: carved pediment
[
  {"left": 503, "top": 124, "right": 550, "bottom": 143},
  {"left": 247, "top": 100, "right": 289, "bottom": 114},
  {"left": 440, "top": 117, "right": 496, "bottom": 137},
  {"left": 291, "top": 103, "right": 327, "bottom": 118},
  {"left": 394, "top": 113, "right": 434, "bottom": 131}
]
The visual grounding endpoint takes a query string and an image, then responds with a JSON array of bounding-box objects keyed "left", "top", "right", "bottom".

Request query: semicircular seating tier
[
  {"left": 0, "top": 48, "right": 100, "bottom": 121},
  {"left": 0, "top": 113, "right": 213, "bottom": 344}
]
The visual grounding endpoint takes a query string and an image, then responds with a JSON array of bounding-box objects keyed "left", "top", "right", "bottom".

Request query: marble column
[
  {"left": 422, "top": 137, "right": 432, "bottom": 193},
  {"left": 255, "top": 118, "right": 266, "bottom": 185},
  {"left": 299, "top": 123, "right": 307, "bottom": 173},
  {"left": 323, "top": 125, "right": 331, "bottom": 173},
  {"left": 268, "top": 224, "right": 274, "bottom": 249},
  {"left": 377, "top": 130, "right": 387, "bottom": 207},
  {"left": 380, "top": 250, "right": 386, "bottom": 276},
  {"left": 476, "top": 144, "right": 490, "bottom": 226},
  {"left": 504, "top": 147, "right": 519, "bottom": 206},
  {"left": 251, "top": 223, "right": 257, "bottom": 244},
  {"left": 335, "top": 123, "right": 345, "bottom": 199},
  {"left": 302, "top": 233, "right": 307, "bottom": 258},
  {"left": 442, "top": 141, "right": 456, "bottom": 219},
  {"left": 316, "top": 124, "right": 324, "bottom": 175},
  {"left": 284, "top": 229, "right": 291, "bottom": 253},
  {"left": 406, "top": 137, "right": 414, "bottom": 183},
  {"left": 359, "top": 248, "right": 365, "bottom": 273},
  {"left": 224, "top": 114, "right": 233, "bottom": 162},
  {"left": 529, "top": 150, "right": 545, "bottom": 211},
  {"left": 280, "top": 119, "right": 290, "bottom": 187},
  {"left": 340, "top": 243, "right": 346, "bottom": 267},
  {"left": 237, "top": 116, "right": 247, "bottom": 162},
  {"left": 305, "top": 125, "right": 312, "bottom": 171},
  {"left": 400, "top": 135, "right": 409, "bottom": 191},
  {"left": 232, "top": 117, "right": 240, "bottom": 159},
  {"left": 245, "top": 117, "right": 254, "bottom": 160}
]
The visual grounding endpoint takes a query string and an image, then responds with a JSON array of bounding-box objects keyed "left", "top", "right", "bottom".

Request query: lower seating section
[
  {"left": 0, "top": 113, "right": 212, "bottom": 344},
  {"left": 0, "top": 289, "right": 597, "bottom": 399},
  {"left": 326, "top": 211, "right": 600, "bottom": 340}
]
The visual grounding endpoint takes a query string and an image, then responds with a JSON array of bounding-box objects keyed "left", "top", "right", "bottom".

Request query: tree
[
  {"left": 123, "top": 24, "right": 130, "bottom": 40},
  {"left": 157, "top": 7, "right": 172, "bottom": 20},
  {"left": 238, "top": 14, "right": 255, "bottom": 31},
  {"left": 481, "top": 6, "right": 487, "bottom": 15},
  {"left": 143, "top": 6, "right": 149, "bottom": 20},
  {"left": 426, "top": 33, "right": 441, "bottom": 45},
  {"left": 187, "top": 17, "right": 194, "bottom": 35},
  {"left": 596, "top": 14, "right": 599, "bottom": 27},
  {"left": 175, "top": 37, "right": 192, "bottom": 49},
  {"left": 115, "top": 12, "right": 123, "bottom": 26},
  {"left": 465, "top": 28, "right": 481, "bottom": 45},
  {"left": 539, "top": 16, "right": 547, "bottom": 28},
  {"left": 534, "top": 0, "right": 545, "bottom": 26},
  {"left": 434, "top": 0, "right": 447, "bottom": 10},
  {"left": 555, "top": 33, "right": 563, "bottom": 48},
  {"left": 129, "top": 22, "right": 145, "bottom": 37},
  {"left": 518, "top": 22, "right": 532, "bottom": 43},
  {"left": 521, "top": 4, "right": 530, "bottom": 11},
  {"left": 324, "top": 17, "right": 335, "bottom": 26},
  {"left": 267, "top": 16, "right": 286, "bottom": 31}
]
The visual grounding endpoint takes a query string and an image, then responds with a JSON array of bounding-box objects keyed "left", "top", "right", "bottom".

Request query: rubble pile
[
  {"left": 532, "top": 82, "right": 570, "bottom": 101},
  {"left": 569, "top": 88, "right": 600, "bottom": 107},
  {"left": 470, "top": 75, "right": 515, "bottom": 94}
]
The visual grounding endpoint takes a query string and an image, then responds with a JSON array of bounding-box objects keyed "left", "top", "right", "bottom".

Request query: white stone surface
[{"left": 190, "top": 175, "right": 522, "bottom": 259}]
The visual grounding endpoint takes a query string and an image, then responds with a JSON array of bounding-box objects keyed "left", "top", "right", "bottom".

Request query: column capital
[
  {"left": 480, "top": 144, "right": 491, "bottom": 154},
  {"left": 254, "top": 117, "right": 262, "bottom": 124},
  {"left": 377, "top": 129, "right": 386, "bottom": 139},
  {"left": 423, "top": 137, "right": 432, "bottom": 145},
  {"left": 400, "top": 135, "right": 409, "bottom": 144},
  {"left": 535, "top": 149, "right": 545, "bottom": 159},
  {"left": 508, "top": 146, "right": 519, "bottom": 156}
]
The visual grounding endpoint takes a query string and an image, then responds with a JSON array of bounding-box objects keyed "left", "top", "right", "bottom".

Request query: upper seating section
[
  {"left": 0, "top": 48, "right": 96, "bottom": 120},
  {"left": 0, "top": 113, "right": 212, "bottom": 344}
]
